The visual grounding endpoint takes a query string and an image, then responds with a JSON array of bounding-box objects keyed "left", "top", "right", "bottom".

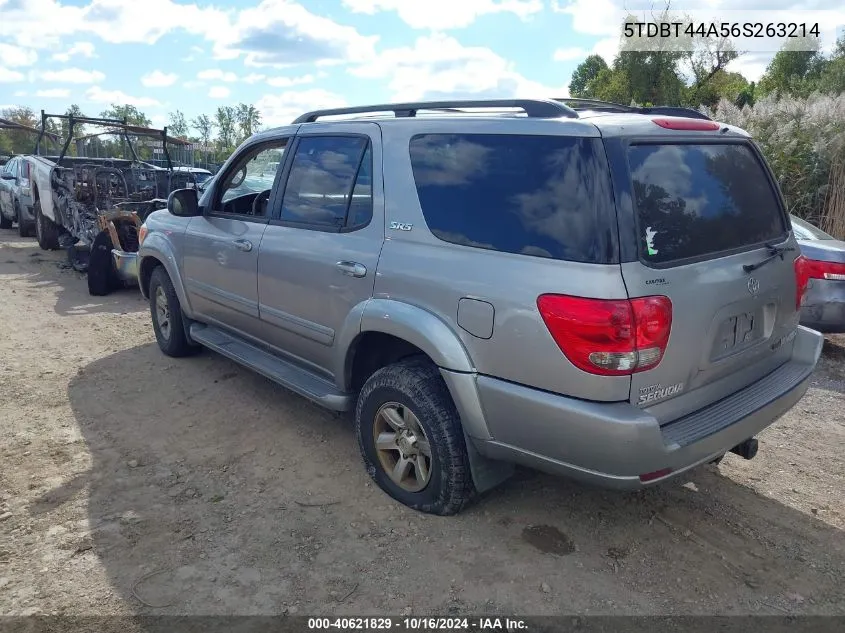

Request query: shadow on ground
[
  {"left": 44, "top": 342, "right": 845, "bottom": 617},
  {"left": 0, "top": 233, "right": 146, "bottom": 317}
]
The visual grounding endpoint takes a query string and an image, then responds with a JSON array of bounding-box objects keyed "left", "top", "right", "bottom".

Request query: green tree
[
  {"left": 99, "top": 104, "right": 152, "bottom": 127},
  {"left": 757, "top": 37, "right": 827, "bottom": 98},
  {"left": 191, "top": 114, "right": 214, "bottom": 146},
  {"left": 817, "top": 35, "right": 845, "bottom": 95},
  {"left": 0, "top": 106, "right": 38, "bottom": 154},
  {"left": 167, "top": 110, "right": 189, "bottom": 138},
  {"left": 569, "top": 54, "right": 609, "bottom": 97},
  {"left": 235, "top": 103, "right": 261, "bottom": 142},
  {"left": 215, "top": 106, "right": 237, "bottom": 154}
]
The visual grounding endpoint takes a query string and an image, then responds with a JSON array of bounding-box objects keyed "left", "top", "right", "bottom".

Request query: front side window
[
  {"left": 218, "top": 142, "right": 288, "bottom": 207},
  {"left": 280, "top": 136, "right": 371, "bottom": 228}
]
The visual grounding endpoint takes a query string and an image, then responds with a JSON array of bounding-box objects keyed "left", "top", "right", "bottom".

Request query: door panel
[
  {"left": 256, "top": 127, "right": 383, "bottom": 378},
  {"left": 182, "top": 215, "right": 268, "bottom": 337}
]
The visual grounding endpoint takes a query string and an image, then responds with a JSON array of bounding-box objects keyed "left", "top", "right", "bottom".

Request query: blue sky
[{"left": 0, "top": 0, "right": 842, "bottom": 131}]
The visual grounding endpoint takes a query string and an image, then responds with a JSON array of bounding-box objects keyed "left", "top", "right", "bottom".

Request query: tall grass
[{"left": 704, "top": 93, "right": 845, "bottom": 238}]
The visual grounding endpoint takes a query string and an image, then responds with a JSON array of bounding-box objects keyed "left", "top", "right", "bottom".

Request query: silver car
[
  {"left": 136, "top": 98, "right": 823, "bottom": 515},
  {"left": 791, "top": 214, "right": 845, "bottom": 332}
]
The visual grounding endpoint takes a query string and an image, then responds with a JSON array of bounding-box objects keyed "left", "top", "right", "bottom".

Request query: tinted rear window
[
  {"left": 409, "top": 134, "right": 616, "bottom": 264},
  {"left": 629, "top": 143, "right": 786, "bottom": 265}
]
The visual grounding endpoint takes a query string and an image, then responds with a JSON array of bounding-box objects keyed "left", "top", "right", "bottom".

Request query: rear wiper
[{"left": 743, "top": 243, "right": 796, "bottom": 273}]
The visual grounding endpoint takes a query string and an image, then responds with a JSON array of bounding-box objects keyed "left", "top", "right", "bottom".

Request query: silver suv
[{"left": 138, "top": 98, "right": 823, "bottom": 515}]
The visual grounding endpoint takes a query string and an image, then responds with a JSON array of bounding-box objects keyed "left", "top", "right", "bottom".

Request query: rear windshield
[
  {"left": 409, "top": 133, "right": 616, "bottom": 264},
  {"left": 628, "top": 142, "right": 787, "bottom": 265}
]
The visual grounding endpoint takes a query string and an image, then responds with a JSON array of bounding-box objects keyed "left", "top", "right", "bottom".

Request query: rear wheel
[
  {"left": 34, "top": 200, "right": 60, "bottom": 250},
  {"left": 355, "top": 357, "right": 476, "bottom": 516},
  {"left": 16, "top": 204, "right": 33, "bottom": 237},
  {"left": 148, "top": 266, "right": 197, "bottom": 357},
  {"left": 0, "top": 209, "right": 11, "bottom": 229}
]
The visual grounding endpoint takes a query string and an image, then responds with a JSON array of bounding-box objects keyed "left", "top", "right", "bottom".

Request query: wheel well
[
  {"left": 347, "top": 332, "right": 430, "bottom": 392},
  {"left": 139, "top": 256, "right": 163, "bottom": 298}
]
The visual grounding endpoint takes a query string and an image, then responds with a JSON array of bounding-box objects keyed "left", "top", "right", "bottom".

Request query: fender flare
[
  {"left": 138, "top": 236, "right": 193, "bottom": 318},
  {"left": 357, "top": 298, "right": 476, "bottom": 372}
]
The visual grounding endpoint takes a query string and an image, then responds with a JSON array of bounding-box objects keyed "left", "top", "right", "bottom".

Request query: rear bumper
[
  {"left": 800, "top": 278, "right": 845, "bottom": 333},
  {"left": 466, "top": 326, "right": 823, "bottom": 489}
]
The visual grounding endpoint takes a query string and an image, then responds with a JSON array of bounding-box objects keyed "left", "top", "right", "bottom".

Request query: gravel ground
[{"left": 0, "top": 232, "right": 843, "bottom": 618}]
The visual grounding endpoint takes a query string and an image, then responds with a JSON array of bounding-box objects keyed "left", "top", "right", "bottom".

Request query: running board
[{"left": 189, "top": 323, "right": 353, "bottom": 412}]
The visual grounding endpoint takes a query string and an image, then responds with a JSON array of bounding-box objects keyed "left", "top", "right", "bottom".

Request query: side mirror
[{"left": 167, "top": 188, "right": 201, "bottom": 217}]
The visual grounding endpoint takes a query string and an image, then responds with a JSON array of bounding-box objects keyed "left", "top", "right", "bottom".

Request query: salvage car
[
  {"left": 137, "top": 98, "right": 823, "bottom": 515},
  {"left": 0, "top": 155, "right": 35, "bottom": 236},
  {"left": 791, "top": 214, "right": 845, "bottom": 332},
  {"left": 23, "top": 112, "right": 198, "bottom": 296}
]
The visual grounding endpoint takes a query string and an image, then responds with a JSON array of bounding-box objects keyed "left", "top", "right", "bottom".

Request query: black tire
[
  {"left": 87, "top": 230, "right": 120, "bottom": 296},
  {"left": 148, "top": 266, "right": 197, "bottom": 357},
  {"left": 0, "top": 210, "right": 11, "bottom": 229},
  {"left": 355, "top": 357, "right": 476, "bottom": 516},
  {"left": 35, "top": 200, "right": 60, "bottom": 250},
  {"left": 16, "top": 204, "right": 33, "bottom": 237}
]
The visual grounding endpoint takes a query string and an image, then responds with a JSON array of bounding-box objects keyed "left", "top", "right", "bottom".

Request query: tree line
[
  {"left": 568, "top": 20, "right": 845, "bottom": 108},
  {"left": 1, "top": 102, "right": 262, "bottom": 164}
]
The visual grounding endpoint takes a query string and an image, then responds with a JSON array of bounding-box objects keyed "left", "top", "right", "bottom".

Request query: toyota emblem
[{"left": 747, "top": 277, "right": 760, "bottom": 295}]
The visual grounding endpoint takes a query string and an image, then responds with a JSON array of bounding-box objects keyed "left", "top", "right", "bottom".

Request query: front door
[
  {"left": 182, "top": 138, "right": 290, "bottom": 340},
  {"left": 257, "top": 125, "right": 383, "bottom": 377}
]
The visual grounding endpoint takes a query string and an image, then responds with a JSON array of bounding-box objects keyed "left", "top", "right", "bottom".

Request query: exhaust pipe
[{"left": 730, "top": 437, "right": 758, "bottom": 460}]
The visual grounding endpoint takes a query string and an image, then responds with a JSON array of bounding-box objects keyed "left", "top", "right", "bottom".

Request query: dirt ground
[{"left": 1, "top": 231, "right": 844, "bottom": 618}]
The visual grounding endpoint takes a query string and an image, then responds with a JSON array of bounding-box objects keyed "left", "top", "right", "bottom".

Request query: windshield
[
  {"left": 193, "top": 172, "right": 212, "bottom": 184},
  {"left": 790, "top": 214, "right": 834, "bottom": 240}
]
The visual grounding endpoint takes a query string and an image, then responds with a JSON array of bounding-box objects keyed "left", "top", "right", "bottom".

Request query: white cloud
[
  {"left": 52, "top": 41, "right": 96, "bottom": 62},
  {"left": 0, "top": 43, "right": 38, "bottom": 67},
  {"left": 208, "top": 86, "right": 231, "bottom": 98},
  {"left": 213, "top": 0, "right": 379, "bottom": 67},
  {"left": 142, "top": 70, "right": 179, "bottom": 87},
  {"left": 243, "top": 73, "right": 267, "bottom": 84},
  {"left": 0, "top": 67, "right": 25, "bottom": 83},
  {"left": 13, "top": 90, "right": 27, "bottom": 97},
  {"left": 553, "top": 47, "right": 590, "bottom": 62},
  {"left": 551, "top": 0, "right": 621, "bottom": 37},
  {"left": 341, "top": 0, "right": 542, "bottom": 29},
  {"left": 85, "top": 86, "right": 161, "bottom": 107},
  {"left": 198, "top": 69, "right": 239, "bottom": 82},
  {"left": 351, "top": 33, "right": 570, "bottom": 101},
  {"left": 266, "top": 74, "right": 315, "bottom": 87},
  {"left": 37, "top": 67, "right": 105, "bottom": 84},
  {"left": 726, "top": 53, "right": 772, "bottom": 83},
  {"left": 35, "top": 88, "right": 71, "bottom": 98},
  {"left": 255, "top": 88, "right": 347, "bottom": 126}
]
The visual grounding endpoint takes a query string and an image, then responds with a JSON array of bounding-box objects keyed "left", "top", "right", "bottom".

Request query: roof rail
[
  {"left": 553, "top": 98, "right": 713, "bottom": 121},
  {"left": 292, "top": 99, "right": 578, "bottom": 124}
]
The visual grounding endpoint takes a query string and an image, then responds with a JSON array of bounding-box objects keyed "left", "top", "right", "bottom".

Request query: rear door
[{"left": 615, "top": 138, "right": 800, "bottom": 415}]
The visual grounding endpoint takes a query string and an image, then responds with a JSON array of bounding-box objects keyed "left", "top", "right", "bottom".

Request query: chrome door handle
[
  {"left": 233, "top": 239, "right": 253, "bottom": 252},
  {"left": 336, "top": 261, "right": 367, "bottom": 278}
]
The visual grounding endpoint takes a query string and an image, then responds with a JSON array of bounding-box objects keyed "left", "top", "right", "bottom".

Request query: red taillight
[
  {"left": 536, "top": 294, "right": 673, "bottom": 376},
  {"left": 652, "top": 117, "right": 720, "bottom": 131},
  {"left": 794, "top": 255, "right": 810, "bottom": 309},
  {"left": 803, "top": 257, "right": 845, "bottom": 281}
]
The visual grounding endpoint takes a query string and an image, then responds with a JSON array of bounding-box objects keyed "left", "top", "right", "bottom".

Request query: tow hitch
[{"left": 730, "top": 437, "right": 759, "bottom": 460}]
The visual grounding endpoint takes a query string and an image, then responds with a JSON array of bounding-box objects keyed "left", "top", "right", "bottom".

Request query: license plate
[{"left": 717, "top": 312, "right": 756, "bottom": 353}]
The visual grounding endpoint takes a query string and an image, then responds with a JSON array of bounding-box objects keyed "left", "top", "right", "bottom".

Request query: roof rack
[
  {"left": 553, "top": 98, "right": 713, "bottom": 121},
  {"left": 292, "top": 99, "right": 579, "bottom": 124}
]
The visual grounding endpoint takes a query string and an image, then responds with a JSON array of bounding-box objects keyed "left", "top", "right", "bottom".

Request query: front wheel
[
  {"left": 355, "top": 357, "right": 476, "bottom": 516},
  {"left": 148, "top": 266, "right": 198, "bottom": 357}
]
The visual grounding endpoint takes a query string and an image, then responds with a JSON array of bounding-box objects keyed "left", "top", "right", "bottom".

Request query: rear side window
[
  {"left": 628, "top": 143, "right": 787, "bottom": 265},
  {"left": 408, "top": 133, "right": 616, "bottom": 264}
]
